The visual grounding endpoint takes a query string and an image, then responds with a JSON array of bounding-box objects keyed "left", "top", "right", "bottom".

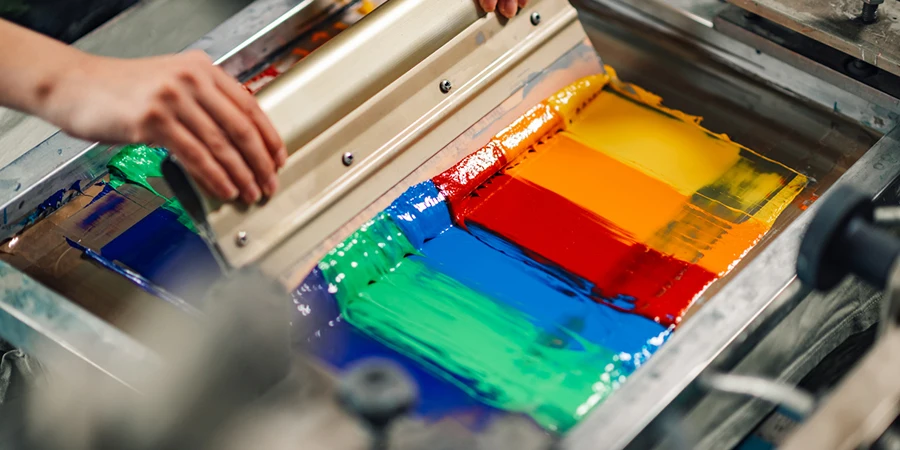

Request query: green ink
[
  {"left": 319, "top": 214, "right": 626, "bottom": 432},
  {"left": 107, "top": 144, "right": 195, "bottom": 232},
  {"left": 107, "top": 144, "right": 168, "bottom": 195}
]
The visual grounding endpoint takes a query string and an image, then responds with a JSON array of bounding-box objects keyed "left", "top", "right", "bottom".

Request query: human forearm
[
  {"left": 0, "top": 19, "right": 88, "bottom": 117},
  {"left": 0, "top": 18, "right": 285, "bottom": 204}
]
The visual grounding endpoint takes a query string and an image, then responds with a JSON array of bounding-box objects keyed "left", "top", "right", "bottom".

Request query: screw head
[
  {"left": 342, "top": 152, "right": 354, "bottom": 166},
  {"left": 236, "top": 231, "right": 249, "bottom": 247},
  {"left": 530, "top": 12, "right": 541, "bottom": 25},
  {"left": 337, "top": 359, "right": 418, "bottom": 430},
  {"left": 439, "top": 79, "right": 452, "bottom": 94}
]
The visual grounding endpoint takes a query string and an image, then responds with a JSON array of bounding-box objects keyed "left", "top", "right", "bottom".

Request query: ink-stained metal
[
  {"left": 726, "top": 0, "right": 900, "bottom": 78},
  {"left": 186, "top": 0, "right": 591, "bottom": 276}
]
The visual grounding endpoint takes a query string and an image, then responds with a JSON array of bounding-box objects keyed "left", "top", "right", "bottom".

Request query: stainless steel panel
[
  {"left": 726, "top": 0, "right": 900, "bottom": 78},
  {"left": 0, "top": 260, "right": 159, "bottom": 391}
]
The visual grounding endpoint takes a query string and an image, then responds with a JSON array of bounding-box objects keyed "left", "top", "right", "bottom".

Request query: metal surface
[
  {"left": 0, "top": 139, "right": 114, "bottom": 241},
  {"left": 185, "top": 0, "right": 335, "bottom": 77},
  {"left": 191, "top": 0, "right": 588, "bottom": 274},
  {"left": 782, "top": 272, "right": 900, "bottom": 450},
  {"left": 700, "top": 373, "right": 816, "bottom": 419},
  {"left": 592, "top": 0, "right": 899, "bottom": 133},
  {"left": 565, "top": 128, "right": 900, "bottom": 449},
  {"left": 257, "top": 0, "right": 482, "bottom": 154},
  {"left": 713, "top": 7, "right": 900, "bottom": 116},
  {"left": 0, "top": 260, "right": 159, "bottom": 391},
  {"left": 727, "top": 0, "right": 900, "bottom": 78}
]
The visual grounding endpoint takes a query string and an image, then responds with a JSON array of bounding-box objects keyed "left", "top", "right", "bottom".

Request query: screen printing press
[{"left": 3, "top": 0, "right": 900, "bottom": 449}]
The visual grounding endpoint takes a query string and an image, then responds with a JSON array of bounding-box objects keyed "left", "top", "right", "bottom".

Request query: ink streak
[
  {"left": 66, "top": 238, "right": 202, "bottom": 318},
  {"left": 452, "top": 176, "right": 716, "bottom": 326}
]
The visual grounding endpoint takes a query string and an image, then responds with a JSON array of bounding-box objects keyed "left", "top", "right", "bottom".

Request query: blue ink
[
  {"left": 384, "top": 181, "right": 452, "bottom": 248},
  {"left": 66, "top": 237, "right": 201, "bottom": 318},
  {"left": 293, "top": 271, "right": 505, "bottom": 426},
  {"left": 415, "top": 226, "right": 669, "bottom": 364},
  {"left": 100, "top": 208, "right": 221, "bottom": 302},
  {"left": 80, "top": 191, "right": 127, "bottom": 229},
  {"left": 87, "top": 183, "right": 116, "bottom": 206}
]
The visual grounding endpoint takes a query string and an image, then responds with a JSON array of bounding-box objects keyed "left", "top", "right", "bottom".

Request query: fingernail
[
  {"left": 244, "top": 186, "right": 262, "bottom": 204},
  {"left": 263, "top": 175, "right": 279, "bottom": 197},
  {"left": 278, "top": 146, "right": 288, "bottom": 168},
  {"left": 225, "top": 186, "right": 239, "bottom": 201}
]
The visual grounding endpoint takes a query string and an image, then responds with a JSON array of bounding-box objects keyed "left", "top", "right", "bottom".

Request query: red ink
[
  {"left": 449, "top": 175, "right": 716, "bottom": 326},
  {"left": 433, "top": 141, "right": 507, "bottom": 208},
  {"left": 800, "top": 193, "right": 819, "bottom": 211},
  {"left": 312, "top": 31, "right": 331, "bottom": 43},
  {"left": 243, "top": 65, "right": 282, "bottom": 92}
]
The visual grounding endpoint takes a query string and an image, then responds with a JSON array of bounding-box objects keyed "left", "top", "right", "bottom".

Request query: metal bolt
[
  {"left": 235, "top": 231, "right": 249, "bottom": 247},
  {"left": 439, "top": 79, "right": 452, "bottom": 94},
  {"left": 342, "top": 152, "right": 354, "bottom": 166},
  {"left": 530, "top": 12, "right": 541, "bottom": 26},
  {"left": 863, "top": 0, "right": 883, "bottom": 23}
]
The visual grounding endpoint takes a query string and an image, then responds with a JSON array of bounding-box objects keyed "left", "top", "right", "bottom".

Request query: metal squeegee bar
[{"left": 186, "top": 0, "right": 585, "bottom": 274}]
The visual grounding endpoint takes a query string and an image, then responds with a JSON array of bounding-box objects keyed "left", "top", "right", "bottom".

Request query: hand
[
  {"left": 42, "top": 50, "right": 286, "bottom": 204},
  {"left": 479, "top": 0, "right": 528, "bottom": 18}
]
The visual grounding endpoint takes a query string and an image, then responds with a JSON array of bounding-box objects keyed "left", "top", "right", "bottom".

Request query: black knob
[
  {"left": 337, "top": 359, "right": 417, "bottom": 447},
  {"left": 798, "top": 185, "right": 900, "bottom": 290}
]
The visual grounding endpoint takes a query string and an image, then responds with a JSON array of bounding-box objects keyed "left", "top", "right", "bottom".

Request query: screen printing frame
[{"left": 1, "top": 0, "right": 900, "bottom": 448}]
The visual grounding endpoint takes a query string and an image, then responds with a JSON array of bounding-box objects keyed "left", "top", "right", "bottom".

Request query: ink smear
[{"left": 307, "top": 67, "right": 807, "bottom": 431}]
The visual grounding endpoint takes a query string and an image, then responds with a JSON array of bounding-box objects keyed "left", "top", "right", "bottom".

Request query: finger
[
  {"left": 518, "top": 0, "right": 527, "bottom": 7},
  {"left": 498, "top": 0, "right": 518, "bottom": 17},
  {"left": 194, "top": 75, "right": 279, "bottom": 198},
  {"left": 212, "top": 68, "right": 287, "bottom": 170},
  {"left": 479, "top": 0, "right": 498, "bottom": 12},
  {"left": 174, "top": 96, "right": 262, "bottom": 204},
  {"left": 154, "top": 121, "right": 239, "bottom": 202}
]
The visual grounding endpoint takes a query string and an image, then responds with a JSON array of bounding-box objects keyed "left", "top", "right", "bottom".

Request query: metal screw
[
  {"left": 235, "top": 231, "right": 249, "bottom": 247},
  {"left": 863, "top": 0, "right": 883, "bottom": 24},
  {"left": 342, "top": 152, "right": 354, "bottom": 166},
  {"left": 530, "top": 12, "right": 541, "bottom": 26},
  {"left": 439, "top": 79, "right": 452, "bottom": 94}
]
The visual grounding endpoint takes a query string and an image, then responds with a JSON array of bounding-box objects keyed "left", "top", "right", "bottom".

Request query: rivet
[
  {"left": 530, "top": 12, "right": 541, "bottom": 26},
  {"left": 342, "top": 152, "right": 355, "bottom": 166},
  {"left": 236, "top": 231, "right": 249, "bottom": 247},
  {"left": 439, "top": 79, "right": 452, "bottom": 94}
]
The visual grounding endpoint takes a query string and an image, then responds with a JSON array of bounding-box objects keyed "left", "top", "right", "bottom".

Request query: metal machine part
[
  {"left": 168, "top": 0, "right": 591, "bottom": 276},
  {"left": 2, "top": 0, "right": 900, "bottom": 449},
  {"left": 699, "top": 373, "right": 816, "bottom": 420},
  {"left": 726, "top": 0, "right": 900, "bottom": 78},
  {"left": 862, "top": 0, "right": 885, "bottom": 24},
  {"left": 780, "top": 185, "right": 900, "bottom": 450}
]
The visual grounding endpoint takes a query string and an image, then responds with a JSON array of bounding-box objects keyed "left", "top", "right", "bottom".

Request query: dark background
[{"left": 1, "top": 0, "right": 140, "bottom": 43}]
